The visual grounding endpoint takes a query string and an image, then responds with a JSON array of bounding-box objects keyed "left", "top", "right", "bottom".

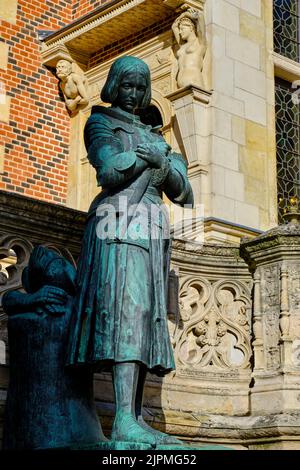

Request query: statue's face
[
  {"left": 56, "top": 60, "right": 72, "bottom": 79},
  {"left": 114, "top": 72, "right": 147, "bottom": 113},
  {"left": 179, "top": 22, "right": 194, "bottom": 40}
]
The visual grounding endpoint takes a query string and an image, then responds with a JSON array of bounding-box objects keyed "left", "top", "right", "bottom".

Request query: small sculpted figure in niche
[
  {"left": 67, "top": 56, "right": 194, "bottom": 447},
  {"left": 2, "top": 246, "right": 104, "bottom": 449},
  {"left": 172, "top": 8, "right": 207, "bottom": 89},
  {"left": 56, "top": 59, "right": 89, "bottom": 114}
]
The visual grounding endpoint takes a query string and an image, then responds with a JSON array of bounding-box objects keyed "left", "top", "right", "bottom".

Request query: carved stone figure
[
  {"left": 66, "top": 56, "right": 194, "bottom": 447},
  {"left": 2, "top": 246, "right": 104, "bottom": 449},
  {"left": 56, "top": 59, "right": 89, "bottom": 114},
  {"left": 172, "top": 8, "right": 207, "bottom": 89}
]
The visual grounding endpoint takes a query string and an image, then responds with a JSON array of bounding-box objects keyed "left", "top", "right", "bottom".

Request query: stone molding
[
  {"left": 41, "top": 0, "right": 179, "bottom": 67},
  {"left": 0, "top": 191, "right": 85, "bottom": 315},
  {"left": 0, "top": 191, "right": 85, "bottom": 253},
  {"left": 272, "top": 50, "right": 300, "bottom": 83},
  {"left": 166, "top": 84, "right": 211, "bottom": 105}
]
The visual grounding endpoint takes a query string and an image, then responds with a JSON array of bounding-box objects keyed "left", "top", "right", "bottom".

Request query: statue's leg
[
  {"left": 135, "top": 366, "right": 183, "bottom": 445},
  {"left": 111, "top": 362, "right": 156, "bottom": 446}
]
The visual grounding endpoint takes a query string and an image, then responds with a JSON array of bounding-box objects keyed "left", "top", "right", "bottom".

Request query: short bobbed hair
[{"left": 101, "top": 56, "right": 151, "bottom": 109}]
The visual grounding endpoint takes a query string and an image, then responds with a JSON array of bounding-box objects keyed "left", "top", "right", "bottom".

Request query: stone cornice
[
  {"left": 241, "top": 222, "right": 300, "bottom": 250},
  {"left": 0, "top": 191, "right": 86, "bottom": 257},
  {"left": 41, "top": 0, "right": 178, "bottom": 67},
  {"left": 171, "top": 238, "right": 251, "bottom": 275},
  {"left": 272, "top": 51, "right": 300, "bottom": 83},
  {"left": 43, "top": 0, "right": 144, "bottom": 47},
  {"left": 166, "top": 85, "right": 212, "bottom": 104},
  {"left": 240, "top": 222, "right": 300, "bottom": 268}
]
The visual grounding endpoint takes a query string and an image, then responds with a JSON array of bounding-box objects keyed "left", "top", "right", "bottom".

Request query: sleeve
[
  {"left": 84, "top": 114, "right": 146, "bottom": 188},
  {"left": 163, "top": 152, "right": 194, "bottom": 207},
  {"left": 2, "top": 291, "right": 33, "bottom": 315}
]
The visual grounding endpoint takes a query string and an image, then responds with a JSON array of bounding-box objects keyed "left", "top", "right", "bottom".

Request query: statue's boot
[
  {"left": 111, "top": 413, "right": 156, "bottom": 447},
  {"left": 135, "top": 366, "right": 182, "bottom": 446},
  {"left": 137, "top": 416, "right": 182, "bottom": 445}
]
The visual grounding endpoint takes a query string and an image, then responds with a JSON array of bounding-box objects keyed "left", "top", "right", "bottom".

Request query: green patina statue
[
  {"left": 2, "top": 246, "right": 104, "bottom": 449},
  {"left": 66, "top": 56, "right": 194, "bottom": 447}
]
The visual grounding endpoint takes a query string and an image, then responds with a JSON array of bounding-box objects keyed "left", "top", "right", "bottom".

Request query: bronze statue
[
  {"left": 2, "top": 246, "right": 104, "bottom": 449},
  {"left": 66, "top": 56, "right": 194, "bottom": 447}
]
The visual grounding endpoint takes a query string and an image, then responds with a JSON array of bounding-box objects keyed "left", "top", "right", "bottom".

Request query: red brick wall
[
  {"left": 0, "top": 0, "right": 172, "bottom": 205},
  {"left": 0, "top": 0, "right": 73, "bottom": 204},
  {"left": 72, "top": 0, "right": 112, "bottom": 20}
]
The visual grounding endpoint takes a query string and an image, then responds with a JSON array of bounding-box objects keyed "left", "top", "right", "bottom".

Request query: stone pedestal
[
  {"left": 241, "top": 221, "right": 300, "bottom": 415},
  {"left": 167, "top": 86, "right": 212, "bottom": 220},
  {"left": 3, "top": 298, "right": 103, "bottom": 449}
]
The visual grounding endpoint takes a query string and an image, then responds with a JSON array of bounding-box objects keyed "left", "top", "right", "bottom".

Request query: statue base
[{"left": 74, "top": 440, "right": 232, "bottom": 451}]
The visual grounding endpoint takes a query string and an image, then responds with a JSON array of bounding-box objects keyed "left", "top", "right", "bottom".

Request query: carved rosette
[{"left": 172, "top": 276, "right": 252, "bottom": 372}]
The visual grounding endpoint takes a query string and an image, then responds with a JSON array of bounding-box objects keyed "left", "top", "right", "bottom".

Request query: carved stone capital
[
  {"left": 166, "top": 86, "right": 211, "bottom": 165},
  {"left": 166, "top": 85, "right": 211, "bottom": 104}
]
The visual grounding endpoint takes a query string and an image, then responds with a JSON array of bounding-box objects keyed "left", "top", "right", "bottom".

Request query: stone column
[
  {"left": 241, "top": 217, "right": 300, "bottom": 414},
  {"left": 166, "top": 86, "right": 212, "bottom": 216}
]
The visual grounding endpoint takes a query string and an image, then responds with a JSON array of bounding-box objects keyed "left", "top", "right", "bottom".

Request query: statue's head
[
  {"left": 22, "top": 246, "right": 76, "bottom": 296},
  {"left": 56, "top": 59, "right": 72, "bottom": 80},
  {"left": 101, "top": 56, "right": 151, "bottom": 113},
  {"left": 178, "top": 17, "right": 196, "bottom": 40}
]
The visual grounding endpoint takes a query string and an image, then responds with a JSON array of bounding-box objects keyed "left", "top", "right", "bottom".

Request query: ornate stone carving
[
  {"left": 0, "top": 234, "right": 33, "bottom": 305},
  {"left": 156, "top": 49, "right": 171, "bottom": 65},
  {"left": 288, "top": 264, "right": 300, "bottom": 312},
  {"left": 260, "top": 265, "right": 281, "bottom": 370},
  {"left": 261, "top": 265, "right": 280, "bottom": 311},
  {"left": 252, "top": 270, "right": 264, "bottom": 370},
  {"left": 173, "top": 277, "right": 252, "bottom": 372},
  {"left": 172, "top": 8, "right": 207, "bottom": 89},
  {"left": 280, "top": 262, "right": 290, "bottom": 340},
  {"left": 154, "top": 77, "right": 172, "bottom": 96},
  {"left": 56, "top": 59, "right": 89, "bottom": 114}
]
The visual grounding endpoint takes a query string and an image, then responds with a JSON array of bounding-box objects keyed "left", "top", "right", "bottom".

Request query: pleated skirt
[{"left": 66, "top": 200, "right": 175, "bottom": 376}]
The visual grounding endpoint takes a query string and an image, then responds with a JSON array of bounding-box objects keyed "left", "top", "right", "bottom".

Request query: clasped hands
[
  {"left": 33, "top": 285, "right": 69, "bottom": 316},
  {"left": 136, "top": 142, "right": 171, "bottom": 168}
]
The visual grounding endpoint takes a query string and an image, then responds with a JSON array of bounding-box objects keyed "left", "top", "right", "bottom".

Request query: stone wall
[{"left": 204, "top": 0, "right": 277, "bottom": 232}]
